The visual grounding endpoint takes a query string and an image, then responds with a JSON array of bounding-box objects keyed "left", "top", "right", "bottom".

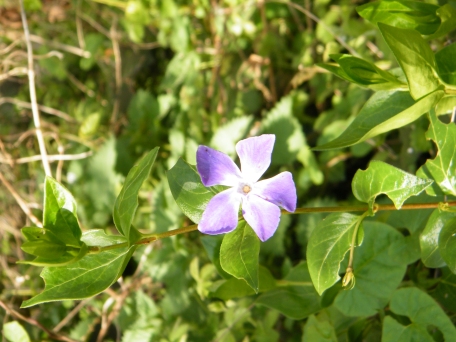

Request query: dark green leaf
[
  {"left": 167, "top": 158, "right": 224, "bottom": 223},
  {"left": 314, "top": 90, "right": 443, "bottom": 150},
  {"left": 383, "top": 287, "right": 456, "bottom": 341},
  {"left": 302, "top": 314, "right": 337, "bottom": 342},
  {"left": 211, "top": 266, "right": 276, "bottom": 300},
  {"left": 433, "top": 267, "right": 456, "bottom": 312},
  {"left": 43, "top": 176, "right": 77, "bottom": 230},
  {"left": 113, "top": 147, "right": 158, "bottom": 241},
  {"left": 307, "top": 213, "right": 364, "bottom": 295},
  {"left": 378, "top": 23, "right": 441, "bottom": 100},
  {"left": 256, "top": 262, "right": 321, "bottom": 320},
  {"left": 200, "top": 235, "right": 231, "bottom": 279},
  {"left": 439, "top": 217, "right": 456, "bottom": 273},
  {"left": 436, "top": 43, "right": 456, "bottom": 86},
  {"left": 420, "top": 209, "right": 455, "bottom": 268},
  {"left": 417, "top": 110, "right": 456, "bottom": 196},
  {"left": 220, "top": 221, "right": 260, "bottom": 292},
  {"left": 352, "top": 160, "right": 432, "bottom": 212},
  {"left": 334, "top": 222, "right": 407, "bottom": 317},
  {"left": 357, "top": 1, "right": 439, "bottom": 35}
]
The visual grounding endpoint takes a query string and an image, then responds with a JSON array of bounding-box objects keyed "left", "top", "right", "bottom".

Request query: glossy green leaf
[
  {"left": 167, "top": 158, "right": 224, "bottom": 223},
  {"left": 2, "top": 321, "right": 31, "bottom": 342},
  {"left": 420, "top": 209, "right": 455, "bottom": 268},
  {"left": 378, "top": 23, "right": 441, "bottom": 100},
  {"left": 417, "top": 111, "right": 456, "bottom": 196},
  {"left": 302, "top": 314, "right": 337, "bottom": 342},
  {"left": 318, "top": 54, "right": 405, "bottom": 91},
  {"left": 439, "top": 217, "right": 456, "bottom": 273},
  {"left": 383, "top": 287, "right": 456, "bottom": 342},
  {"left": 220, "top": 221, "right": 260, "bottom": 292},
  {"left": 334, "top": 222, "right": 407, "bottom": 317},
  {"left": 21, "top": 231, "right": 133, "bottom": 307},
  {"left": 436, "top": 43, "right": 456, "bottom": 86},
  {"left": 314, "top": 90, "right": 443, "bottom": 150},
  {"left": 307, "top": 213, "right": 364, "bottom": 295},
  {"left": 425, "top": 4, "right": 456, "bottom": 40},
  {"left": 356, "top": 1, "right": 439, "bottom": 35},
  {"left": 256, "top": 262, "right": 321, "bottom": 320},
  {"left": 352, "top": 160, "right": 433, "bottom": 212},
  {"left": 211, "top": 266, "right": 276, "bottom": 300},
  {"left": 44, "top": 177, "right": 78, "bottom": 231},
  {"left": 113, "top": 147, "right": 158, "bottom": 241}
]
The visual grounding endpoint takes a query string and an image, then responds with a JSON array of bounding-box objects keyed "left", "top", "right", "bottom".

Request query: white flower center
[{"left": 237, "top": 181, "right": 253, "bottom": 196}]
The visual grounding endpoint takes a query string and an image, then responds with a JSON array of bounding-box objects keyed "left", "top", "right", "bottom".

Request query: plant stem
[{"left": 87, "top": 200, "right": 456, "bottom": 252}]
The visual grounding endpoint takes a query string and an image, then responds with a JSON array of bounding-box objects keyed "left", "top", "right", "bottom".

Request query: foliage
[{"left": 1, "top": 0, "right": 456, "bottom": 341}]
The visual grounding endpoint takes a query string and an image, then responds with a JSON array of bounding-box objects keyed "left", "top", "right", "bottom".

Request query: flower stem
[{"left": 87, "top": 201, "right": 456, "bottom": 252}]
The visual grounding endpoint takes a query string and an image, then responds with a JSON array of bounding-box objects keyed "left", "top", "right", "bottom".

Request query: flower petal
[
  {"left": 236, "top": 135, "right": 275, "bottom": 183},
  {"left": 242, "top": 195, "right": 281, "bottom": 242},
  {"left": 198, "top": 189, "right": 241, "bottom": 235},
  {"left": 197, "top": 145, "right": 242, "bottom": 186},
  {"left": 251, "top": 171, "right": 297, "bottom": 212}
]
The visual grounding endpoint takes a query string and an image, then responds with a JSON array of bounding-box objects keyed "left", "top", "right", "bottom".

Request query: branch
[{"left": 19, "top": 0, "right": 52, "bottom": 177}]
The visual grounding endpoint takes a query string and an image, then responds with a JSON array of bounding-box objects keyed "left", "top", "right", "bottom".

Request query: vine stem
[{"left": 88, "top": 201, "right": 456, "bottom": 253}]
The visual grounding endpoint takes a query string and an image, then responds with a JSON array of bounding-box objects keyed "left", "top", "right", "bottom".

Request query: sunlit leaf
[
  {"left": 220, "top": 221, "right": 260, "bottom": 292},
  {"left": 314, "top": 90, "right": 443, "bottom": 150},
  {"left": 113, "top": 147, "right": 158, "bottom": 242},
  {"left": 417, "top": 111, "right": 456, "bottom": 196},
  {"left": 378, "top": 23, "right": 441, "bottom": 100},
  {"left": 307, "top": 213, "right": 364, "bottom": 295},
  {"left": 2, "top": 321, "right": 31, "bottom": 342},
  {"left": 425, "top": 4, "right": 456, "bottom": 40},
  {"left": 352, "top": 160, "right": 433, "bottom": 212},
  {"left": 436, "top": 43, "right": 456, "bottom": 86}
]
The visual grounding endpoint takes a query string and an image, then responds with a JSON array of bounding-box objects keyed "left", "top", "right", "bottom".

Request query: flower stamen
[{"left": 242, "top": 185, "right": 251, "bottom": 194}]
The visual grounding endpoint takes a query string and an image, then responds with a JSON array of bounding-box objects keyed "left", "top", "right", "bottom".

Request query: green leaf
[
  {"left": 210, "top": 116, "right": 253, "bottom": 158},
  {"left": 200, "top": 235, "right": 231, "bottom": 278},
  {"left": 433, "top": 267, "right": 456, "bottom": 312},
  {"left": 383, "top": 287, "right": 456, "bottom": 342},
  {"left": 2, "top": 321, "right": 31, "bottom": 342},
  {"left": 417, "top": 110, "right": 456, "bottom": 196},
  {"left": 113, "top": 147, "right": 158, "bottom": 241},
  {"left": 352, "top": 160, "right": 433, "bottom": 212},
  {"left": 439, "top": 217, "right": 456, "bottom": 273},
  {"left": 307, "top": 213, "right": 364, "bottom": 295},
  {"left": 314, "top": 90, "right": 443, "bottom": 150},
  {"left": 167, "top": 158, "right": 223, "bottom": 223},
  {"left": 302, "top": 314, "right": 337, "bottom": 342},
  {"left": 21, "top": 235, "right": 134, "bottom": 307},
  {"left": 378, "top": 23, "right": 441, "bottom": 100},
  {"left": 259, "top": 95, "right": 306, "bottom": 165},
  {"left": 420, "top": 209, "right": 455, "bottom": 268},
  {"left": 425, "top": 4, "right": 456, "bottom": 40},
  {"left": 211, "top": 266, "right": 276, "bottom": 300},
  {"left": 436, "top": 43, "right": 456, "bottom": 86},
  {"left": 220, "top": 221, "right": 260, "bottom": 292},
  {"left": 319, "top": 54, "right": 405, "bottom": 91},
  {"left": 256, "top": 262, "right": 321, "bottom": 320},
  {"left": 356, "top": 1, "right": 439, "bottom": 35},
  {"left": 43, "top": 176, "right": 78, "bottom": 230},
  {"left": 334, "top": 222, "right": 407, "bottom": 317}
]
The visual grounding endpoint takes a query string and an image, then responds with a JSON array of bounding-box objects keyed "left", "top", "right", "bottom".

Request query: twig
[
  {"left": 109, "top": 18, "right": 122, "bottom": 129},
  {"left": 0, "top": 151, "right": 93, "bottom": 165},
  {"left": 0, "top": 40, "right": 22, "bottom": 55},
  {"left": 54, "top": 299, "right": 91, "bottom": 332},
  {"left": 29, "top": 35, "right": 90, "bottom": 58},
  {"left": 0, "top": 67, "right": 28, "bottom": 81},
  {"left": 0, "top": 97, "right": 76, "bottom": 122},
  {"left": 67, "top": 72, "right": 95, "bottom": 97},
  {"left": 19, "top": 0, "right": 52, "bottom": 177},
  {"left": 76, "top": 0, "right": 86, "bottom": 50},
  {"left": 0, "top": 172, "right": 42, "bottom": 227},
  {"left": 0, "top": 301, "right": 77, "bottom": 342},
  {"left": 79, "top": 13, "right": 110, "bottom": 37}
]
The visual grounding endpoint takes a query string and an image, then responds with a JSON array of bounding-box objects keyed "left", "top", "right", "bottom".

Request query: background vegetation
[{"left": 1, "top": 0, "right": 455, "bottom": 341}]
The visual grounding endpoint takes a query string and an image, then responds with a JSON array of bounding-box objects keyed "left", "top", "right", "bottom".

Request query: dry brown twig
[{"left": 19, "top": 0, "right": 52, "bottom": 177}]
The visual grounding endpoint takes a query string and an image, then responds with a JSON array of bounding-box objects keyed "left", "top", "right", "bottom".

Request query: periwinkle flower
[{"left": 196, "top": 134, "right": 297, "bottom": 241}]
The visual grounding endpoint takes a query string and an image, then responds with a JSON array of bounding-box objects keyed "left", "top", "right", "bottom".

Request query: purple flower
[{"left": 196, "top": 134, "right": 297, "bottom": 241}]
